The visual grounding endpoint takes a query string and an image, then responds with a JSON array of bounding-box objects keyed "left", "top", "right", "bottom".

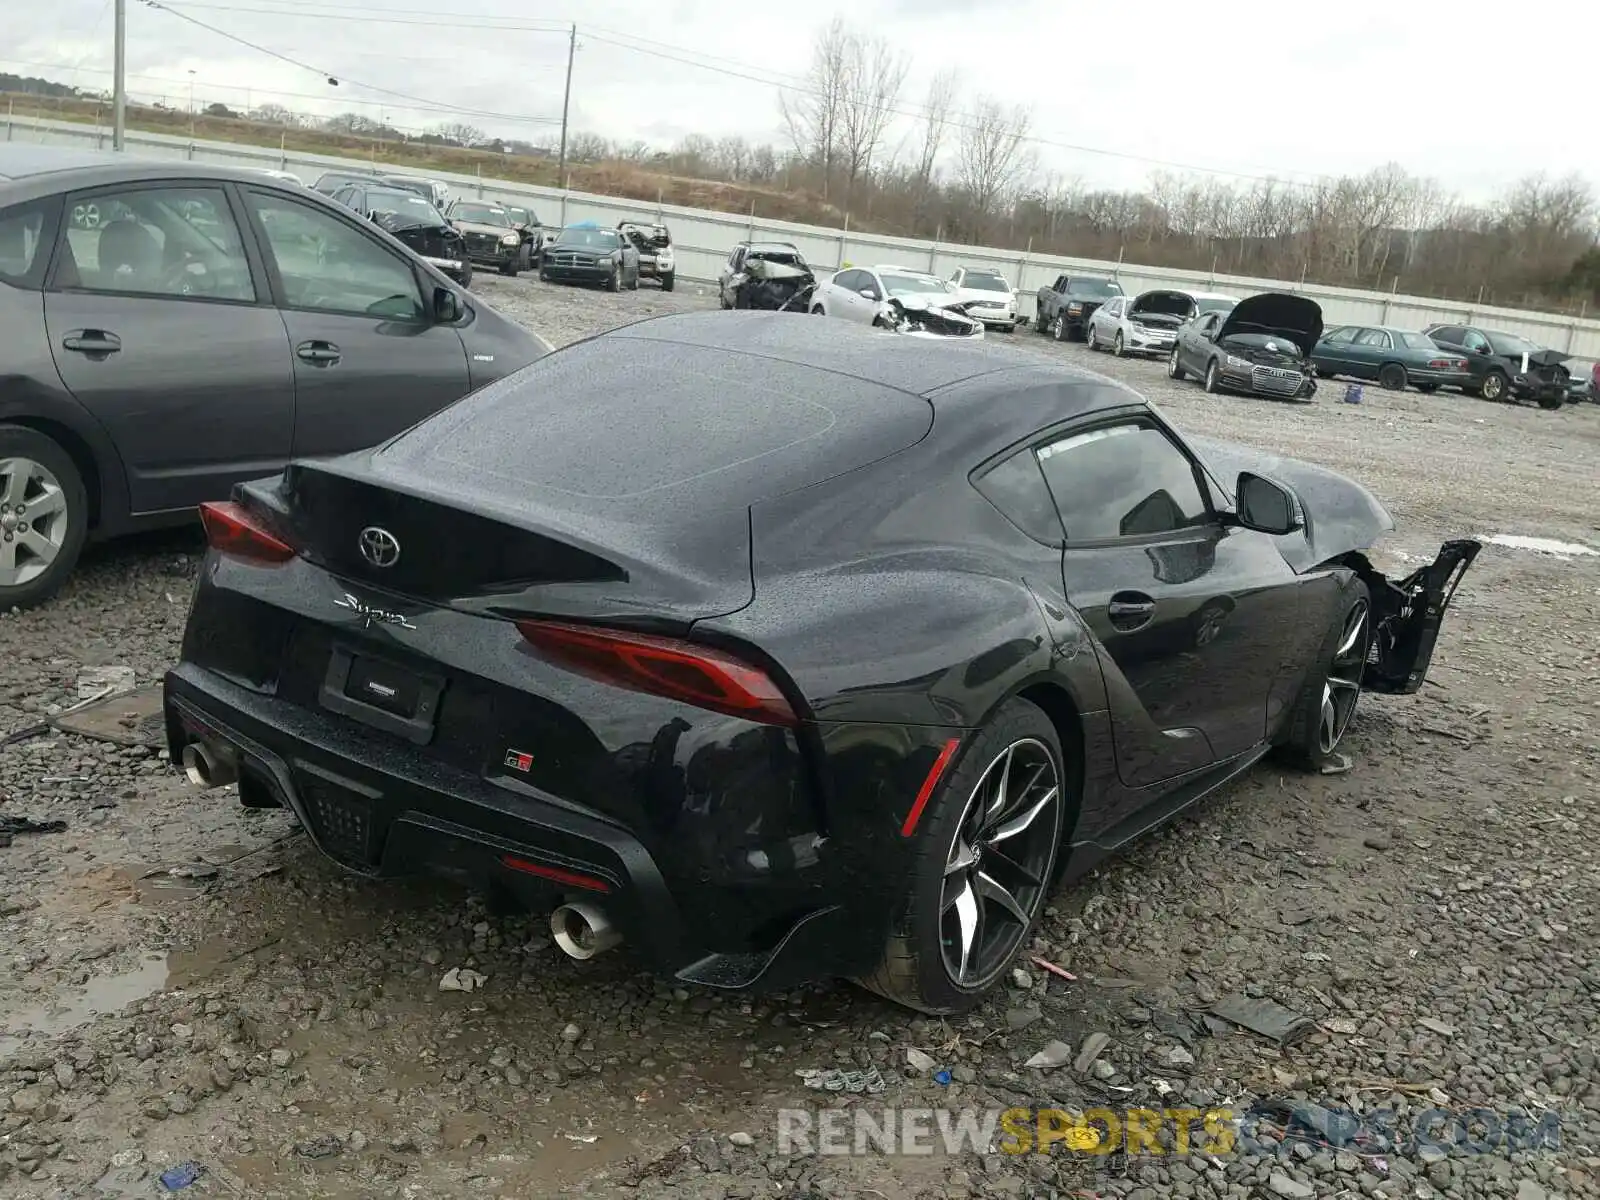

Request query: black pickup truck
[{"left": 1035, "top": 273, "right": 1124, "bottom": 341}]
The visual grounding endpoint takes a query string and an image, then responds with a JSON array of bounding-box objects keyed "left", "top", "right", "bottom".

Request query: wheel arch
[{"left": 1014, "top": 680, "right": 1087, "bottom": 833}]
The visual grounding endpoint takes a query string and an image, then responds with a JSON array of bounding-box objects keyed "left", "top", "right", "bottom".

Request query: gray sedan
[{"left": 0, "top": 146, "right": 550, "bottom": 609}]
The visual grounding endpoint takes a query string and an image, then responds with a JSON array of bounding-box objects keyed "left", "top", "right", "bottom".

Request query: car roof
[
  {"left": 0, "top": 146, "right": 336, "bottom": 201},
  {"left": 744, "top": 241, "right": 799, "bottom": 251},
  {"left": 605, "top": 312, "right": 1137, "bottom": 421}
]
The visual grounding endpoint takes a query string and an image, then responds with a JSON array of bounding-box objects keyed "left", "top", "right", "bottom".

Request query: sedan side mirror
[
  {"left": 433, "top": 286, "right": 463, "bottom": 324},
  {"left": 1235, "top": 471, "right": 1303, "bottom": 535},
  {"left": 858, "top": 288, "right": 876, "bottom": 299},
  {"left": 1477, "top": 345, "right": 1491, "bottom": 355}
]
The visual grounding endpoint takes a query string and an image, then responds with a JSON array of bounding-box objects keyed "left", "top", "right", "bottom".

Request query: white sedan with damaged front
[{"left": 810, "top": 265, "right": 985, "bottom": 339}]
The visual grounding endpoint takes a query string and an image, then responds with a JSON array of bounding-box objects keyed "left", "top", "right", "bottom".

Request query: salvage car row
[{"left": 2, "top": 145, "right": 1490, "bottom": 1023}]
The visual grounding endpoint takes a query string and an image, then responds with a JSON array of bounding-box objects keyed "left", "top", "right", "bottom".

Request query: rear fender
[{"left": 1347, "top": 539, "right": 1482, "bottom": 695}]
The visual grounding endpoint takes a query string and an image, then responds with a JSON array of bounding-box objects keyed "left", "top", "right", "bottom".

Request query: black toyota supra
[{"left": 164, "top": 313, "right": 1480, "bottom": 1014}]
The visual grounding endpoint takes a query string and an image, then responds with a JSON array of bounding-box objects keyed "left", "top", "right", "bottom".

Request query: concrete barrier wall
[{"left": 8, "top": 114, "right": 1598, "bottom": 359}]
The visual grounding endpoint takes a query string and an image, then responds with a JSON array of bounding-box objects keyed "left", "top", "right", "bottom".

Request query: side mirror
[
  {"left": 1235, "top": 471, "right": 1302, "bottom": 535},
  {"left": 1477, "top": 345, "right": 1491, "bottom": 355},
  {"left": 858, "top": 288, "right": 876, "bottom": 299},
  {"left": 433, "top": 286, "right": 463, "bottom": 324}
]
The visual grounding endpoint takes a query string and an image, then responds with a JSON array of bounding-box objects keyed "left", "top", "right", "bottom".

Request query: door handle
[
  {"left": 296, "top": 341, "right": 341, "bottom": 365},
  {"left": 61, "top": 330, "right": 121, "bottom": 354},
  {"left": 1107, "top": 592, "right": 1156, "bottom": 630}
]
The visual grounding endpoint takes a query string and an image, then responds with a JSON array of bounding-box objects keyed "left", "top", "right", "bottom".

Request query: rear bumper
[
  {"left": 162, "top": 664, "right": 881, "bottom": 990},
  {"left": 1410, "top": 369, "right": 1473, "bottom": 389}
]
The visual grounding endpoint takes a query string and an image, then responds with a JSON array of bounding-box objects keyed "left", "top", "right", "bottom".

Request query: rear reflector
[
  {"left": 515, "top": 620, "right": 799, "bottom": 727},
  {"left": 901, "top": 737, "right": 961, "bottom": 837},
  {"left": 501, "top": 854, "right": 612, "bottom": 893},
  {"left": 198, "top": 501, "right": 295, "bottom": 565}
]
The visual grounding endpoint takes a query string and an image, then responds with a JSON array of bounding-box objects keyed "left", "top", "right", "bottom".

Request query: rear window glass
[
  {"left": 373, "top": 337, "right": 932, "bottom": 516},
  {"left": 0, "top": 199, "right": 55, "bottom": 288}
]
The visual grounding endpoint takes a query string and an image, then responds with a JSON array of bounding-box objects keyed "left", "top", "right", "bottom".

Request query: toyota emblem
[{"left": 357, "top": 526, "right": 401, "bottom": 569}]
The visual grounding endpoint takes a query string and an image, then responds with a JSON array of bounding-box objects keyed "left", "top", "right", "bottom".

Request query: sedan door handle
[
  {"left": 1107, "top": 592, "right": 1156, "bottom": 630},
  {"left": 61, "top": 329, "right": 121, "bottom": 354},
  {"left": 296, "top": 340, "right": 341, "bottom": 365}
]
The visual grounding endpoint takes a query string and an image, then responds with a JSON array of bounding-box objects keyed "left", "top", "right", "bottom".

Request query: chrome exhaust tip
[
  {"left": 181, "top": 740, "right": 239, "bottom": 789},
  {"left": 550, "top": 902, "right": 622, "bottom": 960}
]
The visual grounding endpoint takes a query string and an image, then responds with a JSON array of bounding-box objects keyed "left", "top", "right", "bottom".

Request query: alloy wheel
[
  {"left": 1167, "top": 347, "right": 1180, "bottom": 378},
  {"left": 1050, "top": 315, "right": 1061, "bottom": 338},
  {"left": 1319, "top": 598, "right": 1370, "bottom": 754},
  {"left": 1483, "top": 373, "right": 1504, "bottom": 401},
  {"left": 940, "top": 738, "right": 1062, "bottom": 989},
  {"left": 1113, "top": 332, "right": 1124, "bottom": 356},
  {"left": 0, "top": 457, "right": 70, "bottom": 588}
]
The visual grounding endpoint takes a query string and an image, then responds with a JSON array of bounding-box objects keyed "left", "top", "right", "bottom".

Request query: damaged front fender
[{"left": 1350, "top": 539, "right": 1482, "bottom": 695}]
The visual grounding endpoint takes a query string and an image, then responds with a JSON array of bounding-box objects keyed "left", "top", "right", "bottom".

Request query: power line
[
  {"left": 137, "top": 0, "right": 1327, "bottom": 188},
  {"left": 138, "top": 0, "right": 563, "bottom": 127},
  {"left": 0, "top": 57, "right": 562, "bottom": 125}
]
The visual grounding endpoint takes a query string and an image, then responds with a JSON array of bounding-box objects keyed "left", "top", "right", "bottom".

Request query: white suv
[{"left": 947, "top": 266, "right": 1019, "bottom": 330}]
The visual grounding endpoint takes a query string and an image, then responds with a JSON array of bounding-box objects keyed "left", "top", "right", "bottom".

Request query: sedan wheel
[
  {"left": 857, "top": 699, "right": 1065, "bottom": 1014},
  {"left": 1167, "top": 346, "right": 1185, "bottom": 381},
  {"left": 0, "top": 427, "right": 89, "bottom": 611},
  {"left": 1203, "top": 359, "right": 1221, "bottom": 393},
  {"left": 1049, "top": 314, "right": 1063, "bottom": 340},
  {"left": 1112, "top": 331, "right": 1125, "bottom": 357},
  {"left": 1480, "top": 371, "right": 1507, "bottom": 402},
  {"left": 1378, "top": 363, "right": 1407, "bottom": 391},
  {"left": 1084, "top": 325, "right": 1098, "bottom": 351},
  {"left": 1277, "top": 580, "right": 1372, "bottom": 770}
]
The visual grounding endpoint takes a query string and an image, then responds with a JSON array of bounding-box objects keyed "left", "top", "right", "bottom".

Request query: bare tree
[
  {"left": 431, "top": 121, "right": 485, "bottom": 146},
  {"left": 834, "top": 31, "right": 909, "bottom": 205},
  {"left": 778, "top": 17, "right": 851, "bottom": 201},
  {"left": 249, "top": 102, "right": 297, "bottom": 127},
  {"left": 955, "top": 96, "right": 1034, "bottom": 223},
  {"left": 914, "top": 68, "right": 960, "bottom": 191}
]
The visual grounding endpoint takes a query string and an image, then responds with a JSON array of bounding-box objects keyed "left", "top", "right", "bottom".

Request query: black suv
[
  {"left": 0, "top": 146, "right": 548, "bottom": 608},
  {"left": 1422, "top": 323, "right": 1570, "bottom": 408}
]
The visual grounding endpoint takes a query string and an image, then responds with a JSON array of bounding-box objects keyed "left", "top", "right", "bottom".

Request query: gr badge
[{"left": 504, "top": 749, "right": 534, "bottom": 773}]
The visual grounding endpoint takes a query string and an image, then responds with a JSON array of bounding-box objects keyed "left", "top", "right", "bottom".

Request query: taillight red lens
[
  {"left": 198, "top": 501, "right": 296, "bottom": 565},
  {"left": 515, "top": 620, "right": 799, "bottom": 727}
]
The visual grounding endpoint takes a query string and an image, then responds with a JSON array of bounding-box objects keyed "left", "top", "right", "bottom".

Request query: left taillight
[
  {"left": 515, "top": 619, "right": 799, "bottom": 727},
  {"left": 198, "top": 501, "right": 296, "bottom": 565}
]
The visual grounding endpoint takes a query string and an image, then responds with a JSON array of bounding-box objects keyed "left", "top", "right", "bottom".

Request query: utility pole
[
  {"left": 112, "top": 0, "right": 126, "bottom": 149},
  {"left": 556, "top": 22, "right": 575, "bottom": 184}
]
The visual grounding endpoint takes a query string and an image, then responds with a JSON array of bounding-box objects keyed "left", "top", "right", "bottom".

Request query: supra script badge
[{"left": 334, "top": 593, "right": 417, "bottom": 631}]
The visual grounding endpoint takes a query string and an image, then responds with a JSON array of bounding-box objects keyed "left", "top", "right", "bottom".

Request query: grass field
[{"left": 3, "top": 91, "right": 843, "bottom": 227}]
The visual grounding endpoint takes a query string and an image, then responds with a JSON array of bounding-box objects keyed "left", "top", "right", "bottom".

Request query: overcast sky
[{"left": 6, "top": 0, "right": 1594, "bottom": 205}]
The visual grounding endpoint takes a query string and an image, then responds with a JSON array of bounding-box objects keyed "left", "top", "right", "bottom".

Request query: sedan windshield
[
  {"left": 556, "top": 228, "right": 621, "bottom": 250},
  {"left": 1489, "top": 331, "right": 1544, "bottom": 356},
  {"left": 453, "top": 203, "right": 511, "bottom": 227},
  {"left": 882, "top": 273, "right": 951, "bottom": 298},
  {"left": 367, "top": 190, "right": 444, "bottom": 229},
  {"left": 961, "top": 272, "right": 1010, "bottom": 292}
]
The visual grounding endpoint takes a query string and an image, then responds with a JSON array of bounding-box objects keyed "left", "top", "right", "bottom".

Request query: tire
[
  {"left": 811, "top": 305, "right": 826, "bottom": 316},
  {"left": 606, "top": 269, "right": 621, "bottom": 294},
  {"left": 1479, "top": 370, "right": 1508, "bottom": 402},
  {"left": 0, "top": 425, "right": 90, "bottom": 611},
  {"left": 459, "top": 262, "right": 474, "bottom": 290},
  {"left": 1084, "top": 324, "right": 1098, "bottom": 351},
  {"left": 1037, "top": 311, "right": 1051, "bottom": 336},
  {"left": 538, "top": 268, "right": 551, "bottom": 284},
  {"left": 856, "top": 698, "right": 1067, "bottom": 1014},
  {"left": 1538, "top": 393, "right": 1565, "bottom": 411},
  {"left": 1377, "top": 363, "right": 1407, "bottom": 391},
  {"left": 1415, "top": 383, "right": 1437, "bottom": 394},
  {"left": 1112, "top": 331, "right": 1126, "bottom": 358},
  {"left": 499, "top": 258, "right": 518, "bottom": 278},
  {"left": 1276, "top": 577, "right": 1372, "bottom": 771},
  {"left": 1167, "top": 346, "right": 1185, "bottom": 381},
  {"left": 628, "top": 272, "right": 640, "bottom": 291},
  {"left": 661, "top": 271, "right": 675, "bottom": 292},
  {"left": 1203, "top": 358, "right": 1222, "bottom": 394}
]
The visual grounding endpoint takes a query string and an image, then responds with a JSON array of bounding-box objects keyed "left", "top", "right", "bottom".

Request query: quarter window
[
  {"left": 57, "top": 187, "right": 255, "bottom": 302},
  {"left": 247, "top": 192, "right": 424, "bottom": 320},
  {"left": 1324, "top": 326, "right": 1357, "bottom": 344},
  {"left": 1036, "top": 422, "right": 1211, "bottom": 541},
  {"left": 0, "top": 199, "right": 57, "bottom": 289},
  {"left": 974, "top": 449, "right": 1064, "bottom": 545}
]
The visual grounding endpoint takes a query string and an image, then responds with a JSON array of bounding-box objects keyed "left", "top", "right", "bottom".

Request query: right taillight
[
  {"left": 198, "top": 501, "right": 296, "bottom": 565},
  {"left": 515, "top": 619, "right": 799, "bottom": 727}
]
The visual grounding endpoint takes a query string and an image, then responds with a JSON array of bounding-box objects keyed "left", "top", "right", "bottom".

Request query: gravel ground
[{"left": 2, "top": 274, "right": 1598, "bottom": 1200}]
